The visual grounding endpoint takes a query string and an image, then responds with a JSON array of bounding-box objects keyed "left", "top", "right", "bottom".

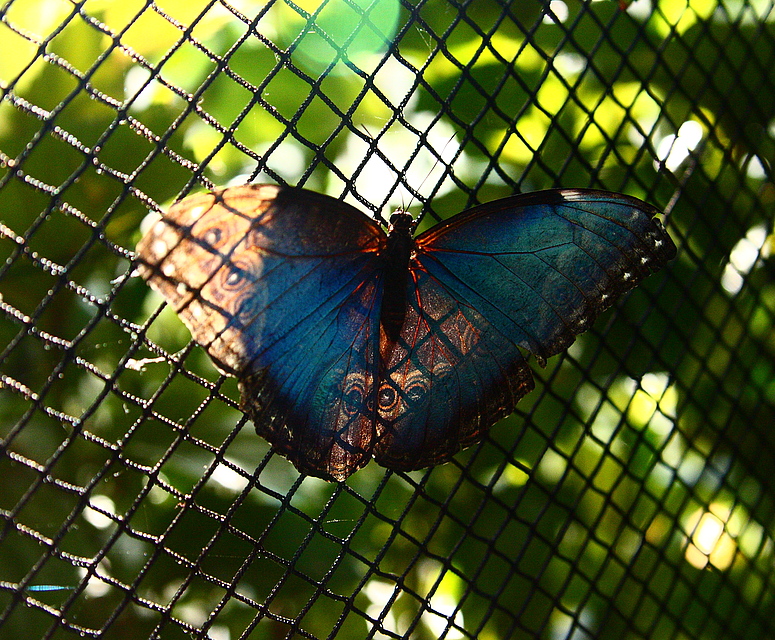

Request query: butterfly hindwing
[{"left": 372, "top": 266, "right": 535, "bottom": 470}]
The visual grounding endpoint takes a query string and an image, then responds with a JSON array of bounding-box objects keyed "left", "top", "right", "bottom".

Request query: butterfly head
[{"left": 388, "top": 211, "right": 416, "bottom": 236}]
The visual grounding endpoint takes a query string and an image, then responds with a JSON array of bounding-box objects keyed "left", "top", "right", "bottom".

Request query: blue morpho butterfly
[{"left": 135, "top": 184, "right": 676, "bottom": 481}]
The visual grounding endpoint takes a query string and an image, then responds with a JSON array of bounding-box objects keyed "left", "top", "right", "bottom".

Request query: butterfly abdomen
[{"left": 379, "top": 212, "right": 415, "bottom": 345}]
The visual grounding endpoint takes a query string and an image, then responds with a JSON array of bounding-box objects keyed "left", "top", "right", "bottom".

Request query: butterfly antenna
[
  {"left": 662, "top": 141, "right": 702, "bottom": 225},
  {"left": 404, "top": 131, "right": 459, "bottom": 224}
]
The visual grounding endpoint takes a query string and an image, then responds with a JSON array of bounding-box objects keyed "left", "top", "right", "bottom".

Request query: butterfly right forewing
[{"left": 415, "top": 189, "right": 676, "bottom": 363}]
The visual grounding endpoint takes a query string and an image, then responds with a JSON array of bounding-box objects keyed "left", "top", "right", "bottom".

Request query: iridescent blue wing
[
  {"left": 136, "top": 185, "right": 386, "bottom": 480},
  {"left": 373, "top": 189, "right": 676, "bottom": 470}
]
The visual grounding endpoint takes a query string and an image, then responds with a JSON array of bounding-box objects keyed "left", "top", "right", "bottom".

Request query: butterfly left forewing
[
  {"left": 136, "top": 184, "right": 386, "bottom": 480},
  {"left": 136, "top": 187, "right": 269, "bottom": 374}
]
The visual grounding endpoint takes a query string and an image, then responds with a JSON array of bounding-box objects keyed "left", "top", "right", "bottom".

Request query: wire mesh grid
[{"left": 1, "top": 0, "right": 774, "bottom": 638}]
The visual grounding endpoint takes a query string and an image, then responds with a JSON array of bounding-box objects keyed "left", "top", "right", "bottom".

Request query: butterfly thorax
[{"left": 380, "top": 211, "right": 415, "bottom": 345}]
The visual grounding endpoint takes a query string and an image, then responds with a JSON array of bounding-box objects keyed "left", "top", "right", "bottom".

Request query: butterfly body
[
  {"left": 136, "top": 184, "right": 676, "bottom": 481},
  {"left": 379, "top": 212, "right": 414, "bottom": 344}
]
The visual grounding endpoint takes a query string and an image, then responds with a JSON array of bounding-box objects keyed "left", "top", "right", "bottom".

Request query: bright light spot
[
  {"left": 85, "top": 575, "right": 111, "bottom": 598},
  {"left": 248, "top": 139, "right": 308, "bottom": 185},
  {"left": 685, "top": 506, "right": 738, "bottom": 570},
  {"left": 149, "top": 478, "right": 172, "bottom": 505},
  {"left": 676, "top": 448, "right": 705, "bottom": 486},
  {"left": 578, "top": 374, "right": 677, "bottom": 448},
  {"left": 372, "top": 55, "right": 420, "bottom": 106},
  {"left": 554, "top": 52, "right": 586, "bottom": 76},
  {"left": 694, "top": 512, "right": 724, "bottom": 554},
  {"left": 210, "top": 461, "right": 250, "bottom": 494},
  {"left": 655, "top": 120, "right": 704, "bottom": 171},
  {"left": 622, "top": 0, "right": 652, "bottom": 20},
  {"left": 744, "top": 154, "right": 767, "bottom": 179},
  {"left": 496, "top": 462, "right": 530, "bottom": 490},
  {"left": 182, "top": 119, "right": 228, "bottom": 173},
  {"left": 363, "top": 579, "right": 402, "bottom": 635},
  {"left": 685, "top": 543, "right": 709, "bottom": 569},
  {"left": 713, "top": 0, "right": 775, "bottom": 24},
  {"left": 537, "top": 448, "right": 567, "bottom": 483},
  {"left": 550, "top": 610, "right": 574, "bottom": 640},
  {"left": 84, "top": 495, "right": 116, "bottom": 530},
  {"left": 124, "top": 66, "right": 163, "bottom": 112},
  {"left": 549, "top": 606, "right": 595, "bottom": 640},
  {"left": 543, "top": 0, "right": 569, "bottom": 23},
  {"left": 175, "top": 601, "right": 209, "bottom": 627},
  {"left": 659, "top": 431, "right": 685, "bottom": 471},
  {"left": 334, "top": 111, "right": 471, "bottom": 212},
  {"left": 422, "top": 593, "right": 465, "bottom": 639},
  {"left": 721, "top": 270, "right": 744, "bottom": 296},
  {"left": 721, "top": 224, "right": 769, "bottom": 295},
  {"left": 79, "top": 561, "right": 112, "bottom": 598},
  {"left": 628, "top": 372, "right": 677, "bottom": 440},
  {"left": 208, "top": 625, "right": 231, "bottom": 640},
  {"left": 418, "top": 561, "right": 465, "bottom": 639},
  {"left": 576, "top": 378, "right": 630, "bottom": 445}
]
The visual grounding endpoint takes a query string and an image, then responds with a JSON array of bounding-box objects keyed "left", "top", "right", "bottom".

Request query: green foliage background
[{"left": 1, "top": 0, "right": 774, "bottom": 638}]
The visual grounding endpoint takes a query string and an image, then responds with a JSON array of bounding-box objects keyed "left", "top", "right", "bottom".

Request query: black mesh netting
[{"left": 1, "top": 0, "right": 774, "bottom": 638}]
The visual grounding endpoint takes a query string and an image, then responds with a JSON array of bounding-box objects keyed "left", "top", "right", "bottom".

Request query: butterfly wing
[
  {"left": 136, "top": 185, "right": 386, "bottom": 480},
  {"left": 373, "top": 189, "right": 676, "bottom": 470},
  {"left": 372, "top": 267, "right": 535, "bottom": 470},
  {"left": 416, "top": 189, "right": 676, "bottom": 361}
]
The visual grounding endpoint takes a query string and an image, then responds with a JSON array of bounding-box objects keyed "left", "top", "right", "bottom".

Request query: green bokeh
[{"left": 1, "top": 0, "right": 774, "bottom": 638}]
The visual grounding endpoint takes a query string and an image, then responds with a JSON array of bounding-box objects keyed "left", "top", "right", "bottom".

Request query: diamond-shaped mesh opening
[{"left": 2, "top": 0, "right": 775, "bottom": 638}]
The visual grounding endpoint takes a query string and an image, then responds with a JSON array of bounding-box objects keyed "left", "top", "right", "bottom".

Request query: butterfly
[{"left": 135, "top": 184, "right": 676, "bottom": 481}]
